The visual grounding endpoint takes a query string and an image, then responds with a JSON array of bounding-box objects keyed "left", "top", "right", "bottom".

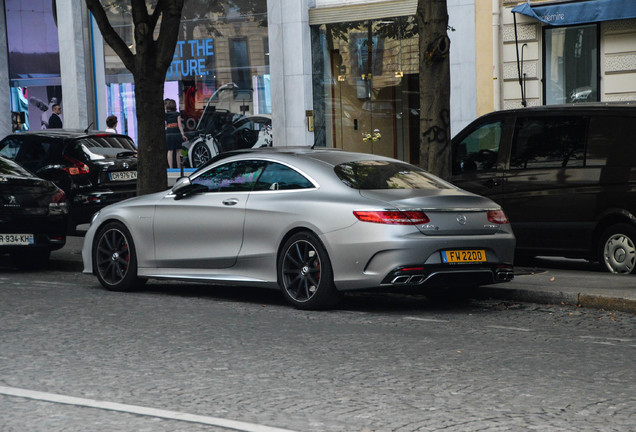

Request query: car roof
[
  {"left": 481, "top": 102, "right": 636, "bottom": 118},
  {"left": 5, "top": 130, "right": 131, "bottom": 140},
  {"left": 209, "top": 146, "right": 400, "bottom": 167}
]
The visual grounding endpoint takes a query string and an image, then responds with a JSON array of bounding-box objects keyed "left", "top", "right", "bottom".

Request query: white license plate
[
  {"left": 0, "top": 234, "right": 34, "bottom": 245},
  {"left": 109, "top": 171, "right": 137, "bottom": 181}
]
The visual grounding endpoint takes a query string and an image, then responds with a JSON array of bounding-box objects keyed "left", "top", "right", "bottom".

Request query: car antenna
[{"left": 84, "top": 121, "right": 94, "bottom": 133}]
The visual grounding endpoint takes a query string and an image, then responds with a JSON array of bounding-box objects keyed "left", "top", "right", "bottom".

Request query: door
[
  {"left": 153, "top": 160, "right": 266, "bottom": 269},
  {"left": 323, "top": 17, "right": 418, "bottom": 161},
  {"left": 450, "top": 117, "right": 507, "bottom": 202},
  {"left": 502, "top": 115, "right": 592, "bottom": 254}
]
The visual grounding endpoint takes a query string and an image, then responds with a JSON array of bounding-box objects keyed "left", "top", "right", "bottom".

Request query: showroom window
[
  {"left": 101, "top": 2, "right": 270, "bottom": 142},
  {"left": 544, "top": 24, "right": 599, "bottom": 105}
]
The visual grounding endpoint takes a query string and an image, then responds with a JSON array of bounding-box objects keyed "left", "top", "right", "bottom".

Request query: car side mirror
[{"left": 172, "top": 177, "right": 208, "bottom": 200}]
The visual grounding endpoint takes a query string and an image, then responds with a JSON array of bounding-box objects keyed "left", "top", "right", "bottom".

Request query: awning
[{"left": 512, "top": 0, "right": 636, "bottom": 26}]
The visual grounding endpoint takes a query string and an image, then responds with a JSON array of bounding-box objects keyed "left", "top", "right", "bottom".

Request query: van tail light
[
  {"left": 62, "top": 155, "right": 90, "bottom": 175},
  {"left": 354, "top": 210, "right": 430, "bottom": 225},
  {"left": 487, "top": 209, "right": 509, "bottom": 224}
]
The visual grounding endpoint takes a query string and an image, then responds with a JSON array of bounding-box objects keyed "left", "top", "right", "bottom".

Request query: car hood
[{"left": 359, "top": 189, "right": 504, "bottom": 236}]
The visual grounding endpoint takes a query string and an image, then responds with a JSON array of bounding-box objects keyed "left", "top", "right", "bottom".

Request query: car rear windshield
[
  {"left": 72, "top": 135, "right": 137, "bottom": 160},
  {"left": 334, "top": 160, "right": 451, "bottom": 190}
]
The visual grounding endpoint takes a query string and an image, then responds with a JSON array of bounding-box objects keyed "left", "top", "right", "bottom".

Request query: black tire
[
  {"left": 278, "top": 232, "right": 340, "bottom": 310},
  {"left": 93, "top": 222, "right": 142, "bottom": 291},
  {"left": 598, "top": 223, "right": 636, "bottom": 274},
  {"left": 191, "top": 141, "right": 212, "bottom": 168},
  {"left": 10, "top": 249, "right": 51, "bottom": 269}
]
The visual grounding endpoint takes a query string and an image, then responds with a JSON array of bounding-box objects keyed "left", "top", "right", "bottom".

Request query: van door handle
[
  {"left": 486, "top": 178, "right": 500, "bottom": 188},
  {"left": 222, "top": 198, "right": 239, "bottom": 206}
]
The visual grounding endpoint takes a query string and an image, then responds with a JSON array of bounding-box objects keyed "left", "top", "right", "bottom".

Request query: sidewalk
[
  {"left": 477, "top": 259, "right": 636, "bottom": 313},
  {"left": 54, "top": 237, "right": 636, "bottom": 313}
]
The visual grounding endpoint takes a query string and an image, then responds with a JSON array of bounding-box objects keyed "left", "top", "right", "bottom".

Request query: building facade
[
  {"left": 498, "top": 0, "right": 636, "bottom": 109},
  {"left": 1, "top": 0, "right": 482, "bottom": 166}
]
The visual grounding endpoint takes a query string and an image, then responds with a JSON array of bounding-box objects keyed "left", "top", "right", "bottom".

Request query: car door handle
[{"left": 223, "top": 198, "right": 239, "bottom": 206}]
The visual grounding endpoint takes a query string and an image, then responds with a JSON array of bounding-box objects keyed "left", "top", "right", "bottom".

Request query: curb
[{"left": 475, "top": 286, "right": 636, "bottom": 314}]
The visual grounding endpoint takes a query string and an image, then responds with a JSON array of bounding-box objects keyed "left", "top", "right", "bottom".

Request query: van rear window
[{"left": 587, "top": 116, "right": 636, "bottom": 167}]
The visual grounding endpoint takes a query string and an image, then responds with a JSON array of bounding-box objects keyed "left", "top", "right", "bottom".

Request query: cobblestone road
[{"left": 0, "top": 266, "right": 634, "bottom": 431}]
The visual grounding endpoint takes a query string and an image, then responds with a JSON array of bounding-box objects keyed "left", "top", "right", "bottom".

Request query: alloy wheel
[
  {"left": 281, "top": 240, "right": 322, "bottom": 303},
  {"left": 192, "top": 143, "right": 211, "bottom": 168},
  {"left": 96, "top": 228, "right": 131, "bottom": 285}
]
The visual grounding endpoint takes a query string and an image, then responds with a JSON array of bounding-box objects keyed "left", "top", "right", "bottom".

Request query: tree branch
[{"left": 85, "top": 0, "right": 135, "bottom": 73}]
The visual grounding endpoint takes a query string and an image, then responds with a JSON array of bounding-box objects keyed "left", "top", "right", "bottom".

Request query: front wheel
[
  {"left": 191, "top": 141, "right": 212, "bottom": 168},
  {"left": 94, "top": 222, "right": 143, "bottom": 291},
  {"left": 598, "top": 223, "right": 636, "bottom": 274},
  {"left": 278, "top": 232, "right": 340, "bottom": 310}
]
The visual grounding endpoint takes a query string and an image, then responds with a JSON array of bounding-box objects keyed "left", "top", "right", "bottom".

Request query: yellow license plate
[{"left": 442, "top": 249, "right": 486, "bottom": 263}]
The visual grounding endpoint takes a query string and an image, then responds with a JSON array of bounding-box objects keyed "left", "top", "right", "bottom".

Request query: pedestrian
[
  {"left": 48, "top": 104, "right": 63, "bottom": 129},
  {"left": 105, "top": 115, "right": 118, "bottom": 133},
  {"left": 164, "top": 98, "right": 186, "bottom": 169}
]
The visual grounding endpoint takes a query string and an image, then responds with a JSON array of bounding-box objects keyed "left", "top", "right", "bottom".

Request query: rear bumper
[{"left": 0, "top": 216, "right": 67, "bottom": 253}]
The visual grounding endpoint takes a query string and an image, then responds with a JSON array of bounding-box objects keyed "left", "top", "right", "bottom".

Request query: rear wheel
[
  {"left": 598, "top": 223, "right": 636, "bottom": 274},
  {"left": 278, "top": 232, "right": 340, "bottom": 310},
  {"left": 191, "top": 141, "right": 212, "bottom": 168},
  {"left": 94, "top": 222, "right": 143, "bottom": 291}
]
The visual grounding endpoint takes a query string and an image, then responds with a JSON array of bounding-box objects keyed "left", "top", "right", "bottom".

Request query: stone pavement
[{"left": 54, "top": 235, "right": 636, "bottom": 313}]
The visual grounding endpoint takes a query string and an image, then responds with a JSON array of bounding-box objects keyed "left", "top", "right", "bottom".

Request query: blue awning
[{"left": 512, "top": 0, "right": 636, "bottom": 26}]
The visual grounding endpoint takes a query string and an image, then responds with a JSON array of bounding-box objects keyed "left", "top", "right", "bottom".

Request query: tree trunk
[
  {"left": 416, "top": 0, "right": 451, "bottom": 179},
  {"left": 85, "top": 0, "right": 184, "bottom": 196},
  {"left": 134, "top": 74, "right": 168, "bottom": 194}
]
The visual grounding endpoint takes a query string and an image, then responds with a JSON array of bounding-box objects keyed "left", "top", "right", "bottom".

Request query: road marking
[
  {"left": 404, "top": 317, "right": 450, "bottom": 323},
  {"left": 579, "top": 336, "right": 633, "bottom": 343},
  {"left": 487, "top": 325, "right": 533, "bottom": 332},
  {"left": 0, "top": 386, "right": 297, "bottom": 432}
]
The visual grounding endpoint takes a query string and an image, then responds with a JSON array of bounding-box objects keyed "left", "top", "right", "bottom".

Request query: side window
[
  {"left": 192, "top": 160, "right": 266, "bottom": 192},
  {"left": 511, "top": 117, "right": 586, "bottom": 169},
  {"left": 587, "top": 116, "right": 636, "bottom": 167},
  {"left": 15, "top": 140, "right": 52, "bottom": 171},
  {"left": 453, "top": 120, "right": 502, "bottom": 174},
  {"left": 0, "top": 137, "right": 23, "bottom": 160},
  {"left": 253, "top": 162, "right": 314, "bottom": 191}
]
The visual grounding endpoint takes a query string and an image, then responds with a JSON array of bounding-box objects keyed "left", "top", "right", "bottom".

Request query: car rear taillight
[
  {"left": 353, "top": 210, "right": 430, "bottom": 225},
  {"left": 49, "top": 190, "right": 68, "bottom": 214},
  {"left": 487, "top": 209, "right": 509, "bottom": 224},
  {"left": 62, "top": 155, "right": 90, "bottom": 175}
]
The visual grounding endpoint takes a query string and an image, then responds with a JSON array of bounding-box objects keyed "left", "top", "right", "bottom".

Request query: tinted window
[
  {"left": 510, "top": 117, "right": 586, "bottom": 169},
  {"left": 335, "top": 160, "right": 450, "bottom": 190},
  {"left": 15, "top": 140, "right": 53, "bottom": 172},
  {"left": 586, "top": 116, "right": 636, "bottom": 167},
  {"left": 453, "top": 120, "right": 502, "bottom": 174},
  {"left": 65, "top": 136, "right": 137, "bottom": 161},
  {"left": 253, "top": 162, "right": 314, "bottom": 191},
  {"left": 192, "top": 160, "right": 266, "bottom": 192},
  {"left": 0, "top": 137, "right": 23, "bottom": 160}
]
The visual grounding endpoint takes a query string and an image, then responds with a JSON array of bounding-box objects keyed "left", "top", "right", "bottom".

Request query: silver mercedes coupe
[{"left": 82, "top": 147, "right": 515, "bottom": 309}]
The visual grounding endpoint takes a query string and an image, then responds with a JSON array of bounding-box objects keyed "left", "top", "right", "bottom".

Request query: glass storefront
[
  {"left": 102, "top": 1, "right": 270, "bottom": 141},
  {"left": 544, "top": 24, "right": 599, "bottom": 105},
  {"left": 5, "top": 0, "right": 63, "bottom": 131},
  {"left": 312, "top": 16, "right": 420, "bottom": 164}
]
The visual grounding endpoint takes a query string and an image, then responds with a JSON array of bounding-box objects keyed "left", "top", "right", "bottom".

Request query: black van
[{"left": 450, "top": 103, "right": 636, "bottom": 274}]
